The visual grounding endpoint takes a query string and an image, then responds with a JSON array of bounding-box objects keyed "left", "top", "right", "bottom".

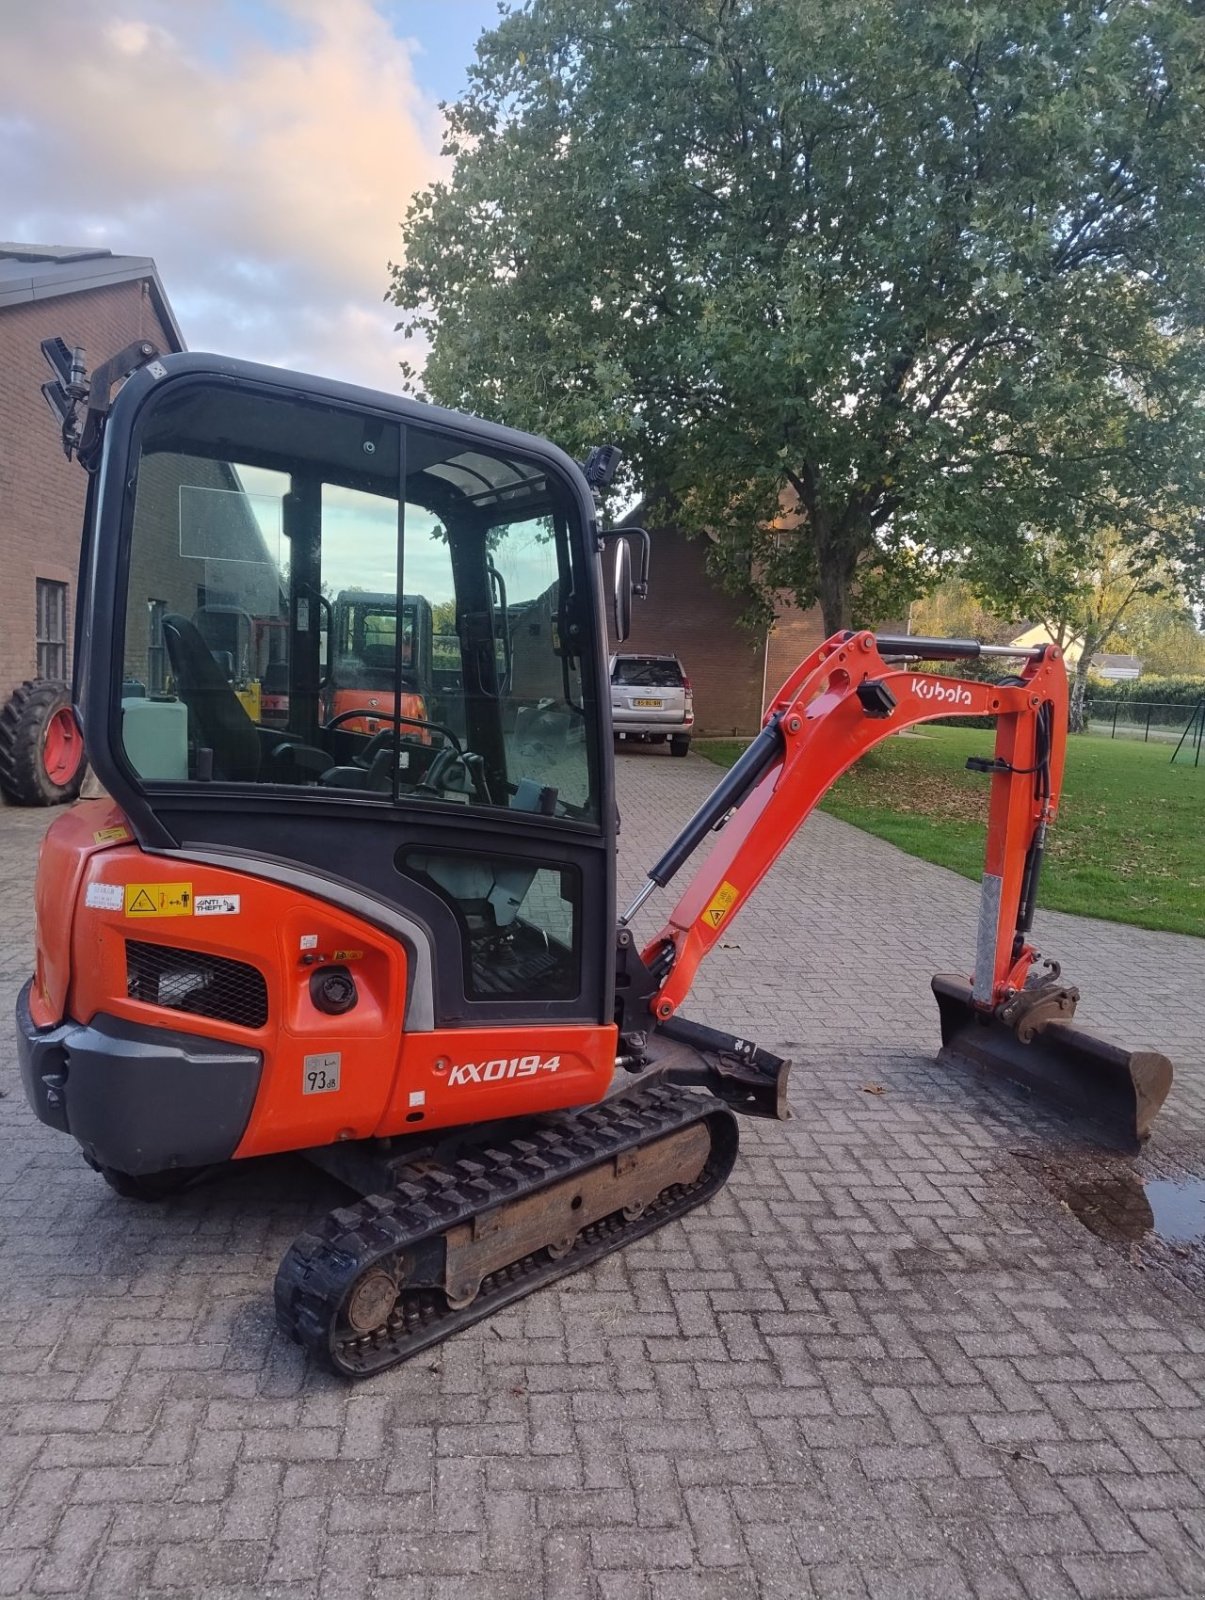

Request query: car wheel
[{"left": 670, "top": 735, "right": 691, "bottom": 757}]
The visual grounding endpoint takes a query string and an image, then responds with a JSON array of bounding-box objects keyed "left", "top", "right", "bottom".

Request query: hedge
[{"left": 1083, "top": 673, "right": 1204, "bottom": 707}]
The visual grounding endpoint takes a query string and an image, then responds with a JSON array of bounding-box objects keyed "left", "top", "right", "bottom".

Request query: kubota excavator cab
[
  {"left": 323, "top": 590, "right": 435, "bottom": 738},
  {"left": 48, "top": 350, "right": 623, "bottom": 1059}
]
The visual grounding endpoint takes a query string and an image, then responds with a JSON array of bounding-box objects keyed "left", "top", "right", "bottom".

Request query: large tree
[
  {"left": 962, "top": 361, "right": 1205, "bottom": 727},
  {"left": 1121, "top": 593, "right": 1205, "bottom": 677},
  {"left": 967, "top": 506, "right": 1205, "bottom": 728},
  {"left": 392, "top": 0, "right": 1205, "bottom": 634}
]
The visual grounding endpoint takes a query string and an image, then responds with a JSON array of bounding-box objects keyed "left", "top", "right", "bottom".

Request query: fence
[
  {"left": 1171, "top": 701, "right": 1205, "bottom": 767},
  {"left": 1084, "top": 697, "right": 1200, "bottom": 743}
]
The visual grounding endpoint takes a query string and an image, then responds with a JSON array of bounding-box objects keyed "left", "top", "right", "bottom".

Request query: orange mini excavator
[{"left": 20, "top": 340, "right": 1173, "bottom": 1377}]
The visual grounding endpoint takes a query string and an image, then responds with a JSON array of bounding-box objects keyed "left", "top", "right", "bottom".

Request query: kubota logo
[
  {"left": 912, "top": 679, "right": 973, "bottom": 708},
  {"left": 448, "top": 1053, "right": 563, "bottom": 1087}
]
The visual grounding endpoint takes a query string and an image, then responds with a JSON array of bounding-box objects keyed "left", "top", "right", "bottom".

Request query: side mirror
[
  {"left": 601, "top": 526, "right": 649, "bottom": 643},
  {"left": 612, "top": 538, "right": 634, "bottom": 643}
]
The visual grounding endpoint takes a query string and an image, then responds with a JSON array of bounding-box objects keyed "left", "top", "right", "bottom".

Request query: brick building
[
  {"left": 0, "top": 244, "right": 184, "bottom": 701},
  {"left": 610, "top": 524, "right": 826, "bottom": 736}
]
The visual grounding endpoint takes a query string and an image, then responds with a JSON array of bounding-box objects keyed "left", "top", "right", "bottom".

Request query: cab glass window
[
  {"left": 401, "top": 848, "right": 580, "bottom": 1001},
  {"left": 119, "top": 381, "right": 598, "bottom": 823}
]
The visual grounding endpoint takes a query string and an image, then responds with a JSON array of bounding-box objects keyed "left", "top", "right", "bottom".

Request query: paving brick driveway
[{"left": 2, "top": 748, "right": 1205, "bottom": 1600}]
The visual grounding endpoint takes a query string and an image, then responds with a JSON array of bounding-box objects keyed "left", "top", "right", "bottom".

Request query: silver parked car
[{"left": 609, "top": 653, "right": 694, "bottom": 755}]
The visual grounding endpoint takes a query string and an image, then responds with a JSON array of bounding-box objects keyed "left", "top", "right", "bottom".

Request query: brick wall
[
  {"left": 608, "top": 526, "right": 763, "bottom": 735},
  {"left": 607, "top": 526, "right": 827, "bottom": 736},
  {"left": 0, "top": 280, "right": 175, "bottom": 697},
  {"left": 764, "top": 596, "right": 827, "bottom": 704}
]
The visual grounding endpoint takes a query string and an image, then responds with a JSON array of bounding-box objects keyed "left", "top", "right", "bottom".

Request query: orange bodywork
[
  {"left": 31, "top": 799, "right": 134, "bottom": 1029},
  {"left": 326, "top": 688, "right": 429, "bottom": 740},
  {"left": 34, "top": 802, "right": 616, "bottom": 1158}
]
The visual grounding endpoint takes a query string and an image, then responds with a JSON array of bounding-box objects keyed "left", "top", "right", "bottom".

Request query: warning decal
[
  {"left": 124, "top": 883, "right": 193, "bottom": 918},
  {"left": 93, "top": 825, "right": 131, "bottom": 845},
  {"left": 701, "top": 880, "right": 740, "bottom": 930}
]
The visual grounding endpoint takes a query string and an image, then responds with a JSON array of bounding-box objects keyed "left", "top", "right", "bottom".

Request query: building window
[
  {"left": 36, "top": 580, "right": 68, "bottom": 682},
  {"left": 147, "top": 599, "right": 168, "bottom": 695}
]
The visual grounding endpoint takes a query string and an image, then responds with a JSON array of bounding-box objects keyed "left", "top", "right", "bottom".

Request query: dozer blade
[{"left": 932, "top": 973, "right": 1173, "bottom": 1152}]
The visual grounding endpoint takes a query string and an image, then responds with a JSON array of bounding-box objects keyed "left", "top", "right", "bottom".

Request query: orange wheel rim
[{"left": 43, "top": 707, "right": 83, "bottom": 786}]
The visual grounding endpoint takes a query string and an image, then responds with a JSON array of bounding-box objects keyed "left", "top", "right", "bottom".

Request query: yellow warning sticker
[
  {"left": 701, "top": 880, "right": 740, "bottom": 930},
  {"left": 93, "top": 825, "right": 130, "bottom": 845},
  {"left": 124, "top": 882, "right": 193, "bottom": 918},
  {"left": 332, "top": 949, "right": 364, "bottom": 962}
]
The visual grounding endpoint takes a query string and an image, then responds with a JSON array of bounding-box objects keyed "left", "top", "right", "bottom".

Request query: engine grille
[{"left": 126, "top": 940, "right": 268, "bottom": 1030}]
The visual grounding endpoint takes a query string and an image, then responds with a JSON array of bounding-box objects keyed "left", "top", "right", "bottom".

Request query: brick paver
[{"left": 2, "top": 747, "right": 1204, "bottom": 1598}]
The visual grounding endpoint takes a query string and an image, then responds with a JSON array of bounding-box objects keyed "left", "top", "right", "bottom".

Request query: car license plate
[{"left": 633, "top": 697, "right": 662, "bottom": 708}]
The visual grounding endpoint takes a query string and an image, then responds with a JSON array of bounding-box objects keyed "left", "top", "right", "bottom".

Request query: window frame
[
  {"left": 107, "top": 374, "right": 606, "bottom": 838},
  {"left": 35, "top": 578, "right": 68, "bottom": 682}
]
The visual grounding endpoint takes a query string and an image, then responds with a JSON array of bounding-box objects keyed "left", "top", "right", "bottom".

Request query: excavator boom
[{"left": 620, "top": 629, "right": 1171, "bottom": 1152}]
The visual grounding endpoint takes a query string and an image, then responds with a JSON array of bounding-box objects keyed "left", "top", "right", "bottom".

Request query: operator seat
[{"left": 162, "top": 614, "right": 261, "bottom": 782}]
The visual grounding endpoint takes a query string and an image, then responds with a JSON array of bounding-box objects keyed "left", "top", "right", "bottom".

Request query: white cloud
[{"left": 0, "top": 0, "right": 443, "bottom": 390}]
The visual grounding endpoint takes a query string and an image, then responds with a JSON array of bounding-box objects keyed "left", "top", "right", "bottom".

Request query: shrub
[
  {"left": 1083, "top": 674, "right": 1203, "bottom": 729},
  {"left": 1085, "top": 673, "right": 1205, "bottom": 705}
]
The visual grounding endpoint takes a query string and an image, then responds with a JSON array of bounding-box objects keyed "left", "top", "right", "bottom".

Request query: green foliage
[
  {"left": 1115, "top": 593, "right": 1205, "bottom": 676},
  {"left": 393, "top": 0, "right": 1205, "bottom": 633},
  {"left": 967, "top": 514, "right": 1205, "bottom": 730},
  {"left": 1088, "top": 673, "right": 1205, "bottom": 704},
  {"left": 1085, "top": 673, "right": 1204, "bottom": 730},
  {"left": 908, "top": 579, "right": 1021, "bottom": 647}
]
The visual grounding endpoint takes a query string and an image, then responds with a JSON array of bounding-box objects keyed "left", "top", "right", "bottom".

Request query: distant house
[
  {"left": 1008, "top": 624, "right": 1142, "bottom": 680},
  {"left": 606, "top": 526, "right": 827, "bottom": 736},
  {"left": 0, "top": 243, "right": 184, "bottom": 699},
  {"left": 1090, "top": 652, "right": 1143, "bottom": 681}
]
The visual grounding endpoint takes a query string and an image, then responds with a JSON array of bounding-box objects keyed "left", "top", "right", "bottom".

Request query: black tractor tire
[
  {"left": 670, "top": 735, "right": 691, "bottom": 757},
  {"left": 0, "top": 680, "right": 86, "bottom": 806},
  {"left": 96, "top": 1164, "right": 206, "bottom": 1201}
]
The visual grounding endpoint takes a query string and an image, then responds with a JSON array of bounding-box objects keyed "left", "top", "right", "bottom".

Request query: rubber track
[{"left": 275, "top": 1084, "right": 738, "bottom": 1378}]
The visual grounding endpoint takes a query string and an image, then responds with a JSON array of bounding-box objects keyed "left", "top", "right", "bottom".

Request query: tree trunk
[
  {"left": 1068, "top": 651, "right": 1094, "bottom": 733},
  {"left": 814, "top": 519, "right": 859, "bottom": 635}
]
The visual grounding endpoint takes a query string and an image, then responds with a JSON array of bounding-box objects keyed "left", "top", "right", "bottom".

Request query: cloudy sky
[{"left": 1, "top": 0, "right": 501, "bottom": 391}]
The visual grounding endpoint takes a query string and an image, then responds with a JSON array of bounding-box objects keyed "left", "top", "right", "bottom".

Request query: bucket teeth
[{"left": 931, "top": 973, "right": 1173, "bottom": 1152}]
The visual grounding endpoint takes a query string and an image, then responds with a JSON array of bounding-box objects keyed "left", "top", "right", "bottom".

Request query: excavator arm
[{"left": 617, "top": 630, "right": 1172, "bottom": 1150}]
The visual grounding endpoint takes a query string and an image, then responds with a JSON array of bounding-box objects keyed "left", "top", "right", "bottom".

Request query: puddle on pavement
[
  {"left": 1145, "top": 1180, "right": 1205, "bottom": 1242},
  {"left": 1057, "top": 1170, "right": 1205, "bottom": 1246}
]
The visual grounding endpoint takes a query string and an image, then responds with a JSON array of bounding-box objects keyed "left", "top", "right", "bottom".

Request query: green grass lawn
[{"left": 698, "top": 727, "right": 1205, "bottom": 938}]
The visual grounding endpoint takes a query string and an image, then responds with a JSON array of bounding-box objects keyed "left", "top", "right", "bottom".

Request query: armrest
[{"left": 268, "top": 742, "right": 335, "bottom": 779}]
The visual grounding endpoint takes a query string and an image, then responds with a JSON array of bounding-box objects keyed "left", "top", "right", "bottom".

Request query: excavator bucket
[{"left": 932, "top": 974, "right": 1173, "bottom": 1152}]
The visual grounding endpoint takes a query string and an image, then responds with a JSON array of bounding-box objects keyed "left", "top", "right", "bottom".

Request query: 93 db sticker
[
  {"left": 303, "top": 1052, "right": 341, "bottom": 1094},
  {"left": 701, "top": 879, "right": 740, "bottom": 930}
]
